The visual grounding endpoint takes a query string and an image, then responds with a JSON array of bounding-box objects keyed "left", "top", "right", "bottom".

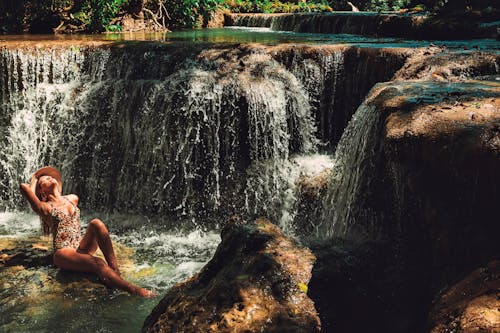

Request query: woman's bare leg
[
  {"left": 78, "top": 218, "right": 120, "bottom": 275},
  {"left": 53, "top": 248, "right": 155, "bottom": 297}
]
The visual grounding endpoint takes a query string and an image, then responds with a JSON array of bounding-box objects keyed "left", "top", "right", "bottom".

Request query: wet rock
[
  {"left": 394, "top": 47, "right": 500, "bottom": 82},
  {"left": 143, "top": 218, "right": 320, "bottom": 333},
  {"left": 381, "top": 81, "right": 500, "bottom": 289},
  {"left": 309, "top": 238, "right": 428, "bottom": 333},
  {"left": 1, "top": 244, "right": 53, "bottom": 268},
  {"left": 428, "top": 261, "right": 500, "bottom": 333},
  {"left": 313, "top": 80, "right": 499, "bottom": 333}
]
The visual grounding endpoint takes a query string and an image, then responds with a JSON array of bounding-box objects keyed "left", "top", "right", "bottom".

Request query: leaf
[
  {"left": 297, "top": 282, "right": 308, "bottom": 293},
  {"left": 236, "top": 274, "right": 250, "bottom": 280}
]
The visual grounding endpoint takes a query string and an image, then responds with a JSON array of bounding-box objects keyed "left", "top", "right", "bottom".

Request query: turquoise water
[{"left": 2, "top": 27, "right": 499, "bottom": 50}]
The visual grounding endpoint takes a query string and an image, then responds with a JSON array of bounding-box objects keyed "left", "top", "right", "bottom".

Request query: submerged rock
[
  {"left": 143, "top": 218, "right": 320, "bottom": 333},
  {"left": 428, "top": 261, "right": 500, "bottom": 333}
]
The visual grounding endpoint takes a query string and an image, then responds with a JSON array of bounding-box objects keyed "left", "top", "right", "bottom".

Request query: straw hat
[{"left": 29, "top": 166, "right": 63, "bottom": 200}]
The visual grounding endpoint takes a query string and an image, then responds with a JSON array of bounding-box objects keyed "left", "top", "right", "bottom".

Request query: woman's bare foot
[{"left": 135, "top": 287, "right": 157, "bottom": 298}]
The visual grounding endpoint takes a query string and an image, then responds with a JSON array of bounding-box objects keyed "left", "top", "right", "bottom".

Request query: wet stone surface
[
  {"left": 143, "top": 218, "right": 320, "bottom": 333},
  {"left": 0, "top": 214, "right": 220, "bottom": 333}
]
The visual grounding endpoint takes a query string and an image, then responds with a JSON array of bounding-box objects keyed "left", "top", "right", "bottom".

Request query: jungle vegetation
[{"left": 0, "top": 0, "right": 497, "bottom": 33}]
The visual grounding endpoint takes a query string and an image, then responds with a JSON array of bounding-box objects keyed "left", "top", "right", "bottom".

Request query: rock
[
  {"left": 143, "top": 218, "right": 320, "bottom": 333},
  {"left": 428, "top": 261, "right": 500, "bottom": 333},
  {"left": 309, "top": 238, "right": 428, "bottom": 333},
  {"left": 204, "top": 9, "right": 229, "bottom": 28},
  {"left": 381, "top": 81, "right": 500, "bottom": 289},
  {"left": 313, "top": 80, "right": 499, "bottom": 333},
  {"left": 394, "top": 48, "right": 500, "bottom": 82}
]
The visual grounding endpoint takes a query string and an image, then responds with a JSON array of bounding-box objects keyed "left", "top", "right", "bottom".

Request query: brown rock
[
  {"left": 428, "top": 261, "right": 500, "bottom": 333},
  {"left": 394, "top": 48, "right": 500, "bottom": 82},
  {"left": 313, "top": 80, "right": 499, "bottom": 333},
  {"left": 204, "top": 9, "right": 229, "bottom": 28},
  {"left": 380, "top": 81, "right": 500, "bottom": 288},
  {"left": 143, "top": 218, "right": 320, "bottom": 333}
]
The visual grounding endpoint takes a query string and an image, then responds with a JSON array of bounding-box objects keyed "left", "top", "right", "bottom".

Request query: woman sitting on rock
[{"left": 19, "top": 166, "right": 156, "bottom": 298}]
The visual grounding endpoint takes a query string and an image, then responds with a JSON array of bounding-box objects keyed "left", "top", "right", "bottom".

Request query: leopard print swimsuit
[{"left": 49, "top": 197, "right": 82, "bottom": 250}]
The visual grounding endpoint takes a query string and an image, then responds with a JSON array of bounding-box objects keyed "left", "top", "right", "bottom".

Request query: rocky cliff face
[
  {"left": 314, "top": 80, "right": 499, "bottom": 332},
  {"left": 383, "top": 81, "right": 499, "bottom": 289},
  {"left": 143, "top": 219, "right": 320, "bottom": 333}
]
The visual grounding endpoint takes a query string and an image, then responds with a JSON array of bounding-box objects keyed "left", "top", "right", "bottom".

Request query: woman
[{"left": 19, "top": 166, "right": 155, "bottom": 298}]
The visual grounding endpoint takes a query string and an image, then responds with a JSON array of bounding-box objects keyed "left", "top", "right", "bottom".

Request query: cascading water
[
  {"left": 319, "top": 101, "right": 384, "bottom": 238},
  {"left": 0, "top": 45, "right": 319, "bottom": 225},
  {"left": 0, "top": 35, "right": 412, "bottom": 332},
  {"left": 226, "top": 13, "right": 426, "bottom": 38},
  {"left": 0, "top": 40, "right": 413, "bottom": 243}
]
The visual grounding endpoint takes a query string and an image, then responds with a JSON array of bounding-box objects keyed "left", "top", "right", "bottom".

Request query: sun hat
[{"left": 29, "top": 166, "right": 63, "bottom": 200}]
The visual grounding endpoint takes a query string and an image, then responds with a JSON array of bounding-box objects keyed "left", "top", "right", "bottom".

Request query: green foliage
[
  {"left": 82, "top": 0, "right": 128, "bottom": 32},
  {"left": 366, "top": 0, "right": 412, "bottom": 11},
  {"left": 163, "top": 0, "right": 225, "bottom": 29},
  {"left": 222, "top": 0, "right": 332, "bottom": 14}
]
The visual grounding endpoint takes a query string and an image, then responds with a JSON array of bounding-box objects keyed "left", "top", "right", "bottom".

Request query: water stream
[{"left": 1, "top": 27, "right": 498, "bottom": 332}]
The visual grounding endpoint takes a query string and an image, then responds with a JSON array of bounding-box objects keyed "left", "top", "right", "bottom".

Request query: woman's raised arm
[{"left": 19, "top": 178, "right": 45, "bottom": 214}]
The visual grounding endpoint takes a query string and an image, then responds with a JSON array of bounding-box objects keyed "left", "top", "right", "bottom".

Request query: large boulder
[
  {"left": 312, "top": 80, "right": 499, "bottom": 332},
  {"left": 382, "top": 81, "right": 500, "bottom": 289},
  {"left": 428, "top": 260, "right": 500, "bottom": 333},
  {"left": 143, "top": 218, "right": 320, "bottom": 333}
]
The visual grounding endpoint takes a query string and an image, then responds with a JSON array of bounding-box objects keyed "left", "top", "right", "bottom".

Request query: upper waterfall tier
[
  {"left": 224, "top": 13, "right": 498, "bottom": 40},
  {"left": 0, "top": 41, "right": 408, "bottom": 223},
  {"left": 226, "top": 12, "right": 426, "bottom": 38}
]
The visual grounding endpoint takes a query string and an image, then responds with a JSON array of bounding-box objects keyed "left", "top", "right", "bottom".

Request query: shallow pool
[{"left": 0, "top": 211, "right": 220, "bottom": 333}]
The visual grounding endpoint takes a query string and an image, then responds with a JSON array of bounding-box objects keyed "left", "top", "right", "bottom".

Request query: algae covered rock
[
  {"left": 143, "top": 218, "right": 320, "bottom": 333},
  {"left": 0, "top": 235, "right": 153, "bottom": 331}
]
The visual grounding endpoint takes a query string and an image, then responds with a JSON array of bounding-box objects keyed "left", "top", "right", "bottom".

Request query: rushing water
[{"left": 0, "top": 32, "right": 337, "bottom": 332}]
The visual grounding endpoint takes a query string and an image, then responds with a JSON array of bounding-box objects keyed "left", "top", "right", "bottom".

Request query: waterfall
[
  {"left": 319, "top": 85, "right": 395, "bottom": 238},
  {"left": 0, "top": 45, "right": 319, "bottom": 228},
  {"left": 284, "top": 48, "right": 345, "bottom": 143},
  {"left": 226, "top": 13, "right": 425, "bottom": 38},
  {"left": 0, "top": 48, "right": 87, "bottom": 206},
  {"left": 0, "top": 41, "right": 411, "bottom": 234}
]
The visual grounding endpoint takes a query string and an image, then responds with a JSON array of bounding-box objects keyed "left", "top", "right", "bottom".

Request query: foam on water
[{"left": 0, "top": 211, "right": 40, "bottom": 237}]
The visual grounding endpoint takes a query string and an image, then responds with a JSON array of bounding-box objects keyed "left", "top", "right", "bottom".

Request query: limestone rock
[
  {"left": 394, "top": 48, "right": 500, "bottom": 82},
  {"left": 143, "top": 218, "right": 320, "bottom": 333},
  {"left": 381, "top": 81, "right": 500, "bottom": 288},
  {"left": 428, "top": 261, "right": 500, "bottom": 333},
  {"left": 313, "top": 80, "right": 499, "bottom": 333}
]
